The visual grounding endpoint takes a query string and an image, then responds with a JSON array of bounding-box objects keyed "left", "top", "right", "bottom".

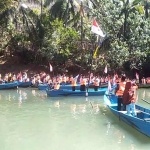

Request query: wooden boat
[
  {"left": 0, "top": 82, "right": 18, "bottom": 90},
  {"left": 17, "top": 81, "right": 32, "bottom": 87},
  {"left": 46, "top": 88, "right": 107, "bottom": 97},
  {"left": 38, "top": 83, "right": 107, "bottom": 90},
  {"left": 104, "top": 92, "right": 150, "bottom": 137}
]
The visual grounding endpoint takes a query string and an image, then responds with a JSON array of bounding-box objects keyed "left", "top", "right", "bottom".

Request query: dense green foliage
[{"left": 0, "top": 0, "right": 150, "bottom": 77}]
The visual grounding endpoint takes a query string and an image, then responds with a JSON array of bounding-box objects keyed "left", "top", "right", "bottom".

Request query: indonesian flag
[
  {"left": 136, "top": 72, "right": 139, "bottom": 80},
  {"left": 91, "top": 19, "right": 105, "bottom": 37},
  {"left": 108, "top": 80, "right": 112, "bottom": 93},
  {"left": 49, "top": 63, "right": 53, "bottom": 72},
  {"left": 104, "top": 65, "right": 107, "bottom": 74}
]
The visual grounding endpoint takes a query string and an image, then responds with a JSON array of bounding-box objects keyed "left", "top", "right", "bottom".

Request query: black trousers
[
  {"left": 94, "top": 86, "right": 99, "bottom": 91},
  {"left": 80, "top": 85, "right": 86, "bottom": 91},
  {"left": 72, "top": 86, "right": 75, "bottom": 91},
  {"left": 117, "top": 96, "right": 126, "bottom": 111}
]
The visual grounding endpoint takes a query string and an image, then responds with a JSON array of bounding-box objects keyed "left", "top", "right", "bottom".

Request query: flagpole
[
  {"left": 86, "top": 35, "right": 95, "bottom": 97},
  {"left": 80, "top": 1, "right": 83, "bottom": 50}
]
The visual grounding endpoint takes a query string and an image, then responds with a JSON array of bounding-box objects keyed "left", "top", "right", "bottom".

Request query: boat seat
[
  {"left": 144, "top": 118, "right": 150, "bottom": 121},
  {"left": 119, "top": 109, "right": 141, "bottom": 114}
]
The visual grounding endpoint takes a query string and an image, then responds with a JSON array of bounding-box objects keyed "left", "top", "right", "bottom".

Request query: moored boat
[
  {"left": 38, "top": 83, "right": 108, "bottom": 90},
  {"left": 104, "top": 92, "right": 150, "bottom": 137},
  {"left": 0, "top": 82, "right": 18, "bottom": 90},
  {"left": 46, "top": 88, "right": 107, "bottom": 97},
  {"left": 17, "top": 81, "right": 32, "bottom": 87}
]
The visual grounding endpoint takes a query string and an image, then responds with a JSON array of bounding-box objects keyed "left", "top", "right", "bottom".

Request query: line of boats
[{"left": 0, "top": 81, "right": 108, "bottom": 97}]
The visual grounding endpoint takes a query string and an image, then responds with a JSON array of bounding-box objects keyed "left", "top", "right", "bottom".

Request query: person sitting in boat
[
  {"left": 146, "top": 77, "right": 150, "bottom": 84},
  {"left": 141, "top": 77, "right": 146, "bottom": 84},
  {"left": 0, "top": 74, "right": 3, "bottom": 84},
  {"left": 22, "top": 72, "right": 27, "bottom": 82},
  {"left": 54, "top": 82, "right": 60, "bottom": 90},
  {"left": 8, "top": 73, "right": 12, "bottom": 82},
  {"left": 71, "top": 79, "right": 76, "bottom": 91},
  {"left": 123, "top": 81, "right": 137, "bottom": 116},
  {"left": 94, "top": 77, "right": 100, "bottom": 91},
  {"left": 69, "top": 75, "right": 74, "bottom": 84},
  {"left": 4, "top": 74, "right": 9, "bottom": 83},
  {"left": 71, "top": 74, "right": 79, "bottom": 91},
  {"left": 80, "top": 76, "right": 87, "bottom": 91},
  {"left": 61, "top": 75, "right": 67, "bottom": 85},
  {"left": 115, "top": 75, "right": 126, "bottom": 111}
]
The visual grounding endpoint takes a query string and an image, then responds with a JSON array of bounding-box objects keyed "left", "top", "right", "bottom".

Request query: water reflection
[
  {"left": 54, "top": 101, "right": 60, "bottom": 109},
  {"left": 78, "top": 104, "right": 86, "bottom": 113},
  {"left": 71, "top": 104, "right": 76, "bottom": 114},
  {"left": 31, "top": 89, "right": 47, "bottom": 100},
  {"left": 106, "top": 121, "right": 111, "bottom": 135}
]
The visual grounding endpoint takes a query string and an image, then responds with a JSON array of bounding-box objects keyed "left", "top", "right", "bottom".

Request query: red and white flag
[
  {"left": 104, "top": 65, "right": 107, "bottom": 74},
  {"left": 91, "top": 19, "right": 105, "bottom": 37},
  {"left": 136, "top": 72, "right": 139, "bottom": 80},
  {"left": 108, "top": 80, "right": 112, "bottom": 93},
  {"left": 49, "top": 63, "right": 53, "bottom": 72}
]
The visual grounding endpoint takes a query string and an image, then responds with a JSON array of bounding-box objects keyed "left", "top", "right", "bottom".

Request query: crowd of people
[
  {"left": 0, "top": 71, "right": 112, "bottom": 91},
  {"left": 0, "top": 70, "right": 148, "bottom": 117}
]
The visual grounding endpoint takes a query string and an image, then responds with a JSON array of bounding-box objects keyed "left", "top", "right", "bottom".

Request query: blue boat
[
  {"left": 0, "top": 82, "right": 18, "bottom": 90},
  {"left": 38, "top": 83, "right": 107, "bottom": 90},
  {"left": 104, "top": 92, "right": 150, "bottom": 138},
  {"left": 17, "top": 81, "right": 32, "bottom": 87},
  {"left": 46, "top": 88, "right": 107, "bottom": 97}
]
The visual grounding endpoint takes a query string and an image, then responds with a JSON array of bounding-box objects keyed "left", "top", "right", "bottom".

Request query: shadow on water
[{"left": 104, "top": 106, "right": 150, "bottom": 143}]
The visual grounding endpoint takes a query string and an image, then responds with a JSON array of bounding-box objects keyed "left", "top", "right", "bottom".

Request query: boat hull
[
  {"left": 17, "top": 81, "right": 32, "bottom": 87},
  {"left": 38, "top": 83, "right": 107, "bottom": 90},
  {"left": 46, "top": 88, "right": 107, "bottom": 97},
  {"left": 0, "top": 82, "right": 18, "bottom": 90},
  {"left": 104, "top": 93, "right": 150, "bottom": 137}
]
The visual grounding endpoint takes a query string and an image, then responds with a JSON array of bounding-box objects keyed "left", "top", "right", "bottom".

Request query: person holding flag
[
  {"left": 135, "top": 72, "right": 139, "bottom": 83},
  {"left": 104, "top": 65, "right": 107, "bottom": 74},
  {"left": 71, "top": 74, "right": 79, "bottom": 91},
  {"left": 49, "top": 63, "right": 53, "bottom": 72}
]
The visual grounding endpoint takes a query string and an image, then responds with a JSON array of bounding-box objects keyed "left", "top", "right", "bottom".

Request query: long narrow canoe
[
  {"left": 0, "top": 82, "right": 18, "bottom": 90},
  {"left": 38, "top": 83, "right": 108, "bottom": 90},
  {"left": 46, "top": 88, "right": 107, "bottom": 97},
  {"left": 104, "top": 92, "right": 150, "bottom": 138},
  {"left": 17, "top": 81, "right": 32, "bottom": 88}
]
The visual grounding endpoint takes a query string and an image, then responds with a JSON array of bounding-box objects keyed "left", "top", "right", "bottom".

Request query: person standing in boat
[
  {"left": 123, "top": 81, "right": 137, "bottom": 116},
  {"left": 54, "top": 82, "right": 60, "bottom": 90},
  {"left": 94, "top": 76, "right": 100, "bottom": 91},
  {"left": 71, "top": 74, "right": 79, "bottom": 91},
  {"left": 80, "top": 75, "right": 87, "bottom": 91},
  {"left": 115, "top": 75, "right": 126, "bottom": 111}
]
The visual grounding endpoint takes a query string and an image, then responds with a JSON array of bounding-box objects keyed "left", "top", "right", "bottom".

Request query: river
[{"left": 0, "top": 88, "right": 150, "bottom": 150}]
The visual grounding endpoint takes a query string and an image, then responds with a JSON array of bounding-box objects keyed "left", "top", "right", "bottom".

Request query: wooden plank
[
  {"left": 144, "top": 118, "right": 150, "bottom": 121},
  {"left": 119, "top": 109, "right": 141, "bottom": 114}
]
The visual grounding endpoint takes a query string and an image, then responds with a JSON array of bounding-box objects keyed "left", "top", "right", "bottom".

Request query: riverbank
[{"left": 0, "top": 56, "right": 50, "bottom": 77}]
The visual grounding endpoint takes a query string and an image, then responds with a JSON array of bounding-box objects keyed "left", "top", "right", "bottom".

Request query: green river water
[{"left": 0, "top": 88, "right": 150, "bottom": 150}]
